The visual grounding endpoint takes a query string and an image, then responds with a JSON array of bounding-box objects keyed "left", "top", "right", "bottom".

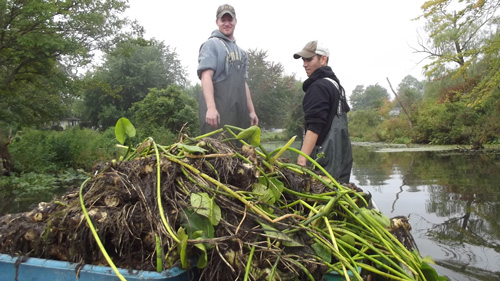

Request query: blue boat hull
[{"left": 0, "top": 254, "right": 197, "bottom": 281}]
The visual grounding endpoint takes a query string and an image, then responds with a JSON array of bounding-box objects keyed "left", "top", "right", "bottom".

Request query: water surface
[{"left": 351, "top": 146, "right": 500, "bottom": 281}]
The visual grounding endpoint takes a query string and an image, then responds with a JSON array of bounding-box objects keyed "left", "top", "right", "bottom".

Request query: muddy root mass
[{"left": 0, "top": 138, "right": 345, "bottom": 280}]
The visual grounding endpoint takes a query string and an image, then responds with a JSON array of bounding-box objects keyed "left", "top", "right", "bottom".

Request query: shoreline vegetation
[{"left": 261, "top": 131, "right": 500, "bottom": 153}]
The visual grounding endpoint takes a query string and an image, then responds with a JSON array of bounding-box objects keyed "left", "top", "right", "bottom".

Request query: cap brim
[
  {"left": 217, "top": 11, "right": 236, "bottom": 19},
  {"left": 293, "top": 51, "right": 315, "bottom": 59}
]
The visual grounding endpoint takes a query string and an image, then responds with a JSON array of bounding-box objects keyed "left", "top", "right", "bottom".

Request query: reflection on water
[{"left": 352, "top": 146, "right": 500, "bottom": 281}]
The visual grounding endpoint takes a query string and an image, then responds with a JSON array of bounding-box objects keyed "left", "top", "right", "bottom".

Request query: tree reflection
[{"left": 352, "top": 147, "right": 500, "bottom": 255}]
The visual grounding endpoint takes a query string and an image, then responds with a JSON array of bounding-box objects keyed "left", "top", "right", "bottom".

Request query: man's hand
[
  {"left": 297, "top": 155, "right": 308, "bottom": 167},
  {"left": 249, "top": 112, "right": 259, "bottom": 126},
  {"left": 297, "top": 130, "right": 319, "bottom": 167},
  {"left": 206, "top": 108, "right": 220, "bottom": 128}
]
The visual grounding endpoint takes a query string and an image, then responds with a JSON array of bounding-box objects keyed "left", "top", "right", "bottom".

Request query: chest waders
[
  {"left": 199, "top": 41, "right": 250, "bottom": 135},
  {"left": 311, "top": 78, "right": 353, "bottom": 183}
]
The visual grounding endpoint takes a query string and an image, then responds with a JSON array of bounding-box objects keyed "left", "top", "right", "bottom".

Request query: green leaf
[
  {"left": 340, "top": 234, "right": 355, "bottom": 248},
  {"left": 356, "top": 207, "right": 390, "bottom": 228},
  {"left": 236, "top": 126, "right": 261, "bottom": 146},
  {"left": 177, "top": 227, "right": 189, "bottom": 269},
  {"left": 115, "top": 117, "right": 136, "bottom": 145},
  {"left": 257, "top": 221, "right": 303, "bottom": 247},
  {"left": 311, "top": 242, "right": 332, "bottom": 263},
  {"left": 421, "top": 254, "right": 436, "bottom": 264},
  {"left": 259, "top": 177, "right": 284, "bottom": 201},
  {"left": 180, "top": 208, "right": 214, "bottom": 239},
  {"left": 178, "top": 143, "right": 207, "bottom": 154},
  {"left": 421, "top": 261, "right": 447, "bottom": 281},
  {"left": 252, "top": 182, "right": 276, "bottom": 205},
  {"left": 339, "top": 233, "right": 356, "bottom": 255},
  {"left": 192, "top": 231, "right": 208, "bottom": 269},
  {"left": 190, "top": 193, "right": 221, "bottom": 226}
]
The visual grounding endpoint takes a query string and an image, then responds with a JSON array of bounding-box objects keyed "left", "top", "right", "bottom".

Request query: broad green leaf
[
  {"left": 421, "top": 261, "right": 447, "bottom": 281},
  {"left": 252, "top": 182, "right": 275, "bottom": 205},
  {"left": 339, "top": 234, "right": 356, "bottom": 255},
  {"left": 180, "top": 208, "right": 214, "bottom": 239},
  {"left": 311, "top": 242, "right": 332, "bottom": 263},
  {"left": 236, "top": 126, "right": 261, "bottom": 146},
  {"left": 236, "top": 125, "right": 258, "bottom": 139},
  {"left": 340, "top": 234, "right": 355, "bottom": 248},
  {"left": 115, "top": 117, "right": 136, "bottom": 145},
  {"left": 259, "top": 177, "right": 284, "bottom": 201},
  {"left": 248, "top": 127, "right": 261, "bottom": 146},
  {"left": 190, "top": 193, "right": 221, "bottom": 226}
]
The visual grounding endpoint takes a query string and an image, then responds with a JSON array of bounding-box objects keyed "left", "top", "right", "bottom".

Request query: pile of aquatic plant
[{"left": 0, "top": 119, "right": 445, "bottom": 281}]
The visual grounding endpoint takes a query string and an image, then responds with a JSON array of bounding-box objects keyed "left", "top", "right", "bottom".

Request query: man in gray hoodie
[{"left": 197, "top": 4, "right": 258, "bottom": 134}]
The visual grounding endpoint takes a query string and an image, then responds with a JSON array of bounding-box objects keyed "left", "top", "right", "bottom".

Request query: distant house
[{"left": 52, "top": 117, "right": 81, "bottom": 130}]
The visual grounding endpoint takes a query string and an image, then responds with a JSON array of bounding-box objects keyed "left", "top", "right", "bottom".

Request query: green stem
[
  {"left": 153, "top": 139, "right": 180, "bottom": 243},
  {"left": 165, "top": 154, "right": 276, "bottom": 223},
  {"left": 269, "top": 135, "right": 296, "bottom": 165},
  {"left": 243, "top": 245, "right": 256, "bottom": 281},
  {"left": 324, "top": 216, "right": 360, "bottom": 281},
  {"left": 285, "top": 147, "right": 343, "bottom": 189},
  {"left": 193, "top": 128, "right": 224, "bottom": 140},
  {"left": 79, "top": 178, "right": 127, "bottom": 281}
]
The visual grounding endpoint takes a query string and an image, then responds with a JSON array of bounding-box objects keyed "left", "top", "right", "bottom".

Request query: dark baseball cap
[{"left": 216, "top": 4, "right": 236, "bottom": 19}]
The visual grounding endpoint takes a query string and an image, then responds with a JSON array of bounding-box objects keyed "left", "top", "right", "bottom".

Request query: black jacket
[{"left": 302, "top": 66, "right": 348, "bottom": 145}]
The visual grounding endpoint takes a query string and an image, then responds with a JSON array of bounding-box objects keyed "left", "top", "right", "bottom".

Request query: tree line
[{"left": 1, "top": 0, "right": 499, "bottom": 175}]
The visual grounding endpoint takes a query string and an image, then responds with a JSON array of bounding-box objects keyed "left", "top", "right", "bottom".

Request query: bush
[
  {"left": 9, "top": 129, "right": 58, "bottom": 173},
  {"left": 377, "top": 116, "right": 413, "bottom": 143},
  {"left": 135, "top": 127, "right": 177, "bottom": 146},
  {"left": 9, "top": 127, "right": 120, "bottom": 173},
  {"left": 132, "top": 86, "right": 200, "bottom": 138},
  {"left": 348, "top": 110, "right": 384, "bottom": 142},
  {"left": 413, "top": 100, "right": 477, "bottom": 144}
]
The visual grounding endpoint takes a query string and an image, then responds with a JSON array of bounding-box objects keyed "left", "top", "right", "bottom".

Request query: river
[{"left": 349, "top": 144, "right": 500, "bottom": 281}]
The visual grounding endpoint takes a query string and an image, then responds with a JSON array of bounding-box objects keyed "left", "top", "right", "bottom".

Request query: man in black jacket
[{"left": 294, "top": 40, "right": 353, "bottom": 183}]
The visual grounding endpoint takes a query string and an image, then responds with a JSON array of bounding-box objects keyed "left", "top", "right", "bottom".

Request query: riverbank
[{"left": 352, "top": 141, "right": 500, "bottom": 153}]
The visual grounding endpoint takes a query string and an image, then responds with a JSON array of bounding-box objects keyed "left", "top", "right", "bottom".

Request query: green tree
[
  {"left": 0, "top": 0, "right": 131, "bottom": 128},
  {"left": 246, "top": 49, "right": 302, "bottom": 129},
  {"left": 284, "top": 80, "right": 305, "bottom": 139},
  {"left": 415, "top": 1, "right": 500, "bottom": 147},
  {"left": 349, "top": 84, "right": 390, "bottom": 111},
  {"left": 347, "top": 110, "right": 384, "bottom": 141},
  {"left": 349, "top": 85, "right": 365, "bottom": 110},
  {"left": 418, "top": 0, "right": 500, "bottom": 79},
  {"left": 397, "top": 75, "right": 424, "bottom": 111},
  {"left": 81, "top": 38, "right": 187, "bottom": 129},
  {"left": 132, "top": 86, "right": 199, "bottom": 140}
]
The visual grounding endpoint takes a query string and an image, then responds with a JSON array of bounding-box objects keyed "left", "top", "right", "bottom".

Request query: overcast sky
[{"left": 124, "top": 0, "right": 429, "bottom": 97}]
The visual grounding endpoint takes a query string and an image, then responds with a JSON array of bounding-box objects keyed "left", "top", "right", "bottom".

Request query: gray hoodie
[{"left": 197, "top": 30, "right": 248, "bottom": 83}]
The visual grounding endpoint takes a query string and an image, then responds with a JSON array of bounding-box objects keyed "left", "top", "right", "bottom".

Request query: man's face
[
  {"left": 302, "top": 55, "right": 325, "bottom": 77},
  {"left": 216, "top": 14, "right": 236, "bottom": 39}
]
